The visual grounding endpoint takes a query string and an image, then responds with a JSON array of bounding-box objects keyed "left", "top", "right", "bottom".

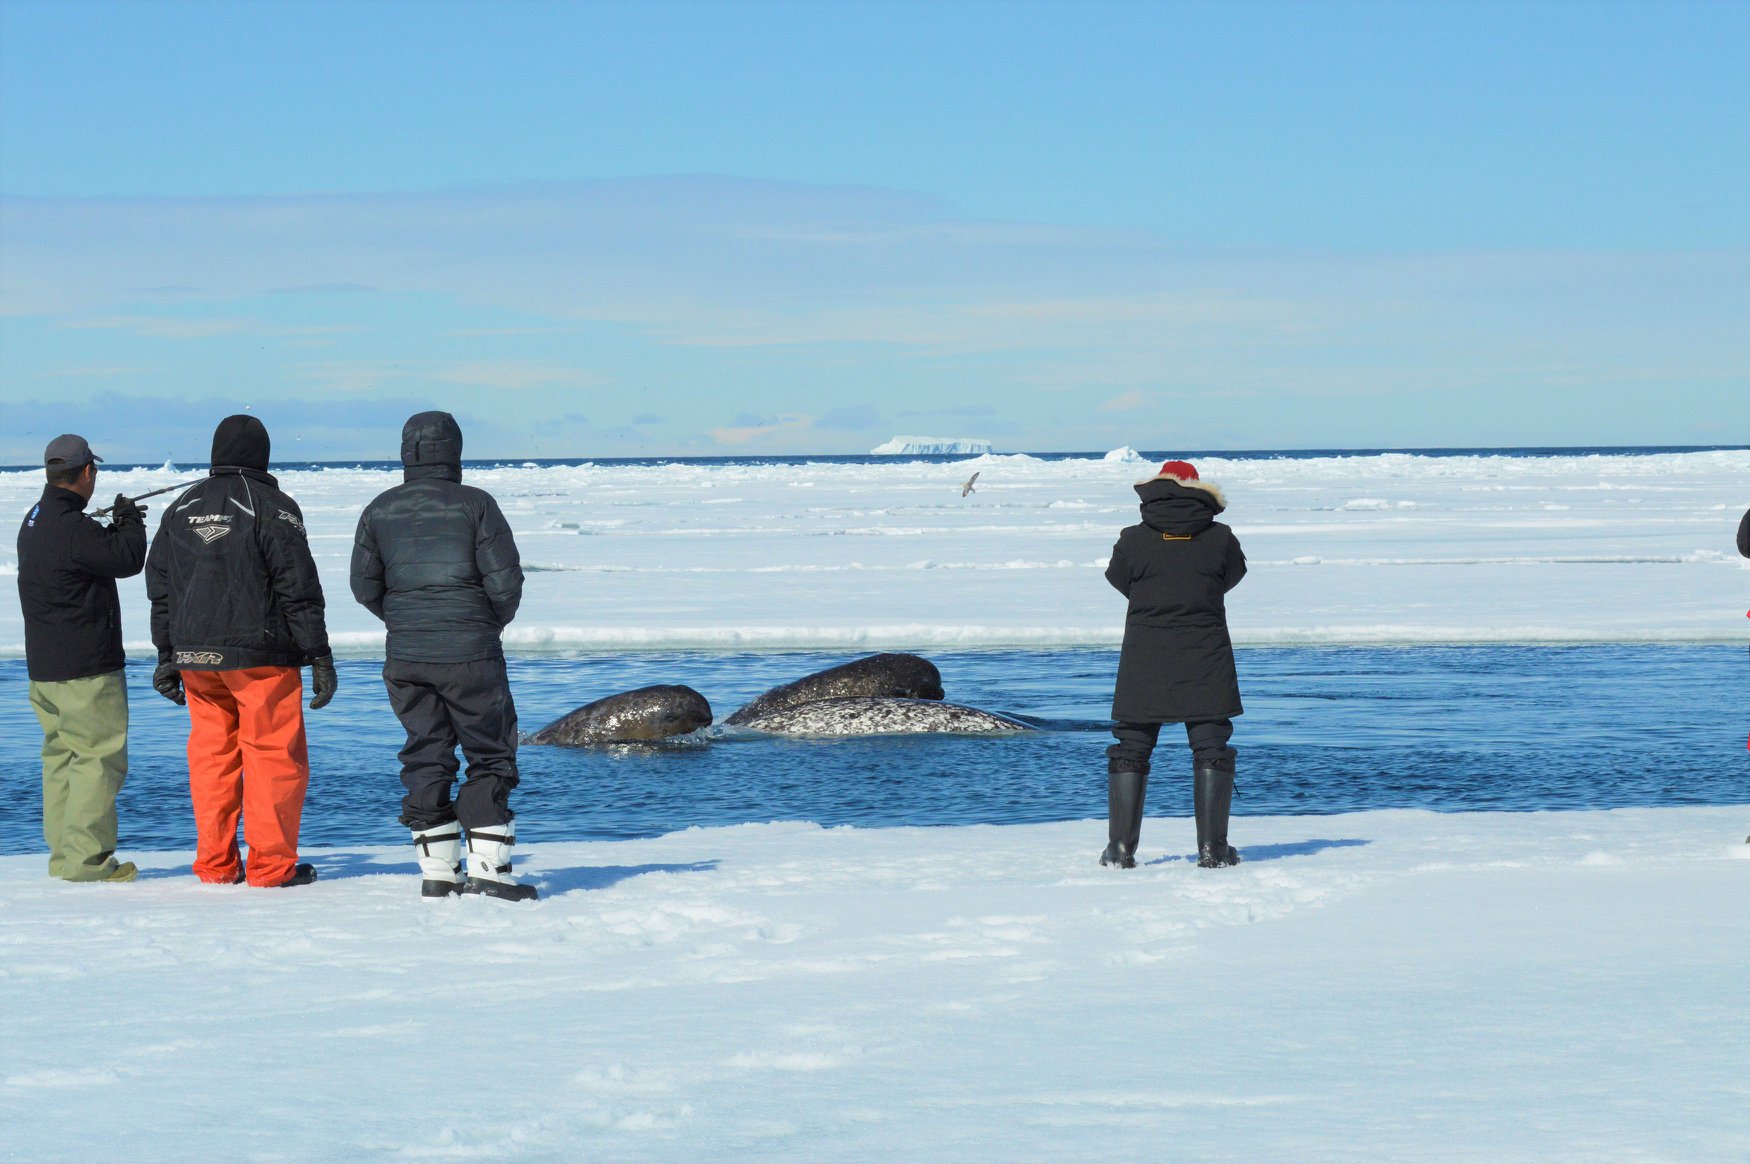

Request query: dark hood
[
  {"left": 401, "top": 411, "right": 463, "bottom": 483},
  {"left": 1134, "top": 477, "right": 1225, "bottom": 536},
  {"left": 211, "top": 414, "right": 270, "bottom": 472}
]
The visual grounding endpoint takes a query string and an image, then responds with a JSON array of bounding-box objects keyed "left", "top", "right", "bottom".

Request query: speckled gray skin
[
  {"left": 734, "top": 697, "right": 1032, "bottom": 737},
  {"left": 724, "top": 653, "right": 945, "bottom": 726},
  {"left": 528, "top": 685, "right": 713, "bottom": 745}
]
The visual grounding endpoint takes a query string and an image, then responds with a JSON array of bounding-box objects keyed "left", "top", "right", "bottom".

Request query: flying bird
[{"left": 960, "top": 471, "right": 980, "bottom": 498}]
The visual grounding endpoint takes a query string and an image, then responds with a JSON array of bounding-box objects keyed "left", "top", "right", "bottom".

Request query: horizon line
[{"left": 3, "top": 442, "right": 1747, "bottom": 473}]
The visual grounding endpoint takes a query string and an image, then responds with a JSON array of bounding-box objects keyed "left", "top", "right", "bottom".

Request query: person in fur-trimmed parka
[{"left": 1101, "top": 460, "right": 1247, "bottom": 870}]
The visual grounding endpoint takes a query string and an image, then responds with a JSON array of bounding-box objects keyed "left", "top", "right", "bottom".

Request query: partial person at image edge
[
  {"left": 1740, "top": 505, "right": 1749, "bottom": 769},
  {"left": 145, "top": 414, "right": 334, "bottom": 888},
  {"left": 350, "top": 410, "right": 534, "bottom": 901},
  {"left": 15, "top": 434, "right": 146, "bottom": 882},
  {"left": 1102, "top": 459, "right": 1247, "bottom": 870}
]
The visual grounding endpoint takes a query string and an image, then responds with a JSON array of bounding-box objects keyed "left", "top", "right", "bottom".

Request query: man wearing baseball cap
[{"left": 16, "top": 434, "right": 148, "bottom": 882}]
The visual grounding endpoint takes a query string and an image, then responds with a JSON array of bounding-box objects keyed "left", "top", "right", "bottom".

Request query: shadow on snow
[
  {"left": 296, "top": 850, "right": 723, "bottom": 895},
  {"left": 1143, "top": 837, "right": 1371, "bottom": 866}
]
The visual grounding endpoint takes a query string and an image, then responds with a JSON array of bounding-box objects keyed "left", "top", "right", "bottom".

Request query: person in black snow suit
[
  {"left": 1102, "top": 460, "right": 1247, "bottom": 869},
  {"left": 1741, "top": 507, "right": 1749, "bottom": 844},
  {"left": 350, "top": 411, "right": 533, "bottom": 901}
]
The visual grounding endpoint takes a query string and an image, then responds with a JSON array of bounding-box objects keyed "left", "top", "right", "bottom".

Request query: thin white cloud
[
  {"left": 297, "top": 358, "right": 610, "bottom": 394},
  {"left": 706, "top": 413, "right": 815, "bottom": 445},
  {"left": 41, "top": 363, "right": 154, "bottom": 380},
  {"left": 1097, "top": 390, "right": 1158, "bottom": 413},
  {"left": 59, "top": 314, "right": 357, "bottom": 340},
  {"left": 429, "top": 360, "right": 611, "bottom": 391},
  {"left": 448, "top": 326, "right": 581, "bottom": 337}
]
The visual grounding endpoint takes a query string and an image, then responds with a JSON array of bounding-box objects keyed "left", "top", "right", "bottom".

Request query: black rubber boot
[
  {"left": 273, "top": 863, "right": 319, "bottom": 888},
  {"left": 1099, "top": 762, "right": 1148, "bottom": 869},
  {"left": 1194, "top": 759, "right": 1240, "bottom": 868}
]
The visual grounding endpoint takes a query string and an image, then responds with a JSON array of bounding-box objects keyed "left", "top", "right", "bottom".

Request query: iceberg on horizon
[
  {"left": 1103, "top": 447, "right": 1148, "bottom": 463},
  {"left": 871, "top": 436, "right": 994, "bottom": 456}
]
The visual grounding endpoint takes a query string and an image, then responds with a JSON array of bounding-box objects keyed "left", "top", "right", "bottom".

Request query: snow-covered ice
[
  {"left": 2, "top": 449, "right": 1746, "bottom": 655},
  {"left": 2, "top": 808, "right": 1745, "bottom": 1159},
  {"left": 3, "top": 449, "right": 1747, "bottom": 1158}
]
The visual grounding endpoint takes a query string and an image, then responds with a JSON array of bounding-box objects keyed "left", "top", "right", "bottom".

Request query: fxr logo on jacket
[{"left": 175, "top": 651, "right": 225, "bottom": 666}]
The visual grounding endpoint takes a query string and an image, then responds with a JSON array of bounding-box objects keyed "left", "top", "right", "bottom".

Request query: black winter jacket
[
  {"left": 16, "top": 485, "right": 147, "bottom": 682},
  {"left": 145, "top": 467, "right": 329, "bottom": 671},
  {"left": 349, "top": 413, "right": 523, "bottom": 663},
  {"left": 1106, "top": 474, "right": 1247, "bottom": 723},
  {"left": 1738, "top": 508, "right": 1749, "bottom": 558}
]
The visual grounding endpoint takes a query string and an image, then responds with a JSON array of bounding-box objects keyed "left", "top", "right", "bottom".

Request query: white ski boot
[
  {"left": 463, "top": 825, "right": 538, "bottom": 902},
  {"left": 412, "top": 825, "right": 463, "bottom": 898}
]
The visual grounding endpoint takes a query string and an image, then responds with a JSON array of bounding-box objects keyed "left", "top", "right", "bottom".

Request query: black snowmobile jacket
[
  {"left": 16, "top": 484, "right": 148, "bottom": 682},
  {"left": 1105, "top": 473, "right": 1247, "bottom": 723},
  {"left": 145, "top": 467, "right": 330, "bottom": 671},
  {"left": 349, "top": 412, "right": 523, "bottom": 664}
]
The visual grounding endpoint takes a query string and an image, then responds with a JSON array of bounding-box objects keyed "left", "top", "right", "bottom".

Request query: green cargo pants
[{"left": 28, "top": 670, "right": 129, "bottom": 881}]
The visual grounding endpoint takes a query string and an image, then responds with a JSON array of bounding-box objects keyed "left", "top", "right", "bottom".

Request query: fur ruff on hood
[{"left": 1135, "top": 471, "right": 1226, "bottom": 509}]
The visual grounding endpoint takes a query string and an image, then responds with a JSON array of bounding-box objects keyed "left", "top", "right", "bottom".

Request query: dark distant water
[
  {"left": 3, "top": 445, "right": 1745, "bottom": 475},
  {"left": 1, "top": 646, "right": 1745, "bottom": 856}
]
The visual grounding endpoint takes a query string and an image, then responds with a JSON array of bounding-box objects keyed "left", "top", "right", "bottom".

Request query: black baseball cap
[{"left": 44, "top": 434, "right": 102, "bottom": 469}]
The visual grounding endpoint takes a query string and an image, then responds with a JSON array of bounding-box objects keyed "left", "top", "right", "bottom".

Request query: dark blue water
[
  {"left": 2, "top": 646, "right": 1745, "bottom": 855},
  {"left": 4, "top": 445, "right": 1745, "bottom": 475}
]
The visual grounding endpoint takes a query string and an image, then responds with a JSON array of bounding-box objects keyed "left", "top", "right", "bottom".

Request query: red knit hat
[{"left": 1157, "top": 460, "right": 1199, "bottom": 481}]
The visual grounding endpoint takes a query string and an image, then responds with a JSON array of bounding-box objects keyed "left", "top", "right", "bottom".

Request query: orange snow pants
[{"left": 182, "top": 666, "right": 309, "bottom": 887}]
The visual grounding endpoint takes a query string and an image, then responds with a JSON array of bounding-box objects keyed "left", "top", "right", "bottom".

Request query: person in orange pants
[
  {"left": 145, "top": 415, "right": 336, "bottom": 888},
  {"left": 181, "top": 667, "right": 311, "bottom": 886}
]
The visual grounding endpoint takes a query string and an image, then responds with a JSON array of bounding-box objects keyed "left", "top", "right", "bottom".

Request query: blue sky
[{"left": 1, "top": 0, "right": 1744, "bottom": 461}]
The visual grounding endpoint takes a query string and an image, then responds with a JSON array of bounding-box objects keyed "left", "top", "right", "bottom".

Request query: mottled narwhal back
[
  {"left": 529, "top": 685, "right": 713, "bottom": 745},
  {"left": 724, "top": 653, "right": 945, "bottom": 726},
  {"left": 737, "top": 697, "right": 1031, "bottom": 737}
]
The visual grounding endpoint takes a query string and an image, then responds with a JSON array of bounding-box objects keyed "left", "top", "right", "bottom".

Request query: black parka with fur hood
[
  {"left": 350, "top": 412, "right": 523, "bottom": 663},
  {"left": 1105, "top": 472, "right": 1247, "bottom": 723}
]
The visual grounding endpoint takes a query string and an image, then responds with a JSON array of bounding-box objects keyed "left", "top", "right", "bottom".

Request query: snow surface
[
  {"left": 2, "top": 808, "right": 1746, "bottom": 1160},
  {"left": 4, "top": 450, "right": 1747, "bottom": 1157},
  {"left": 870, "top": 437, "right": 995, "bottom": 455},
  {"left": 2, "top": 449, "right": 1747, "bottom": 655}
]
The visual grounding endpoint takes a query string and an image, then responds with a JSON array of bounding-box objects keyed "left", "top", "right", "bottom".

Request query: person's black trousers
[
  {"left": 383, "top": 656, "right": 519, "bottom": 831},
  {"left": 1107, "top": 719, "right": 1235, "bottom": 769}
]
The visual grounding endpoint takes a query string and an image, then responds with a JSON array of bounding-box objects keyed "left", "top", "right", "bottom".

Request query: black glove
[
  {"left": 153, "top": 655, "right": 185, "bottom": 706},
  {"left": 111, "top": 493, "right": 145, "bottom": 528},
  {"left": 308, "top": 655, "right": 338, "bottom": 710}
]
